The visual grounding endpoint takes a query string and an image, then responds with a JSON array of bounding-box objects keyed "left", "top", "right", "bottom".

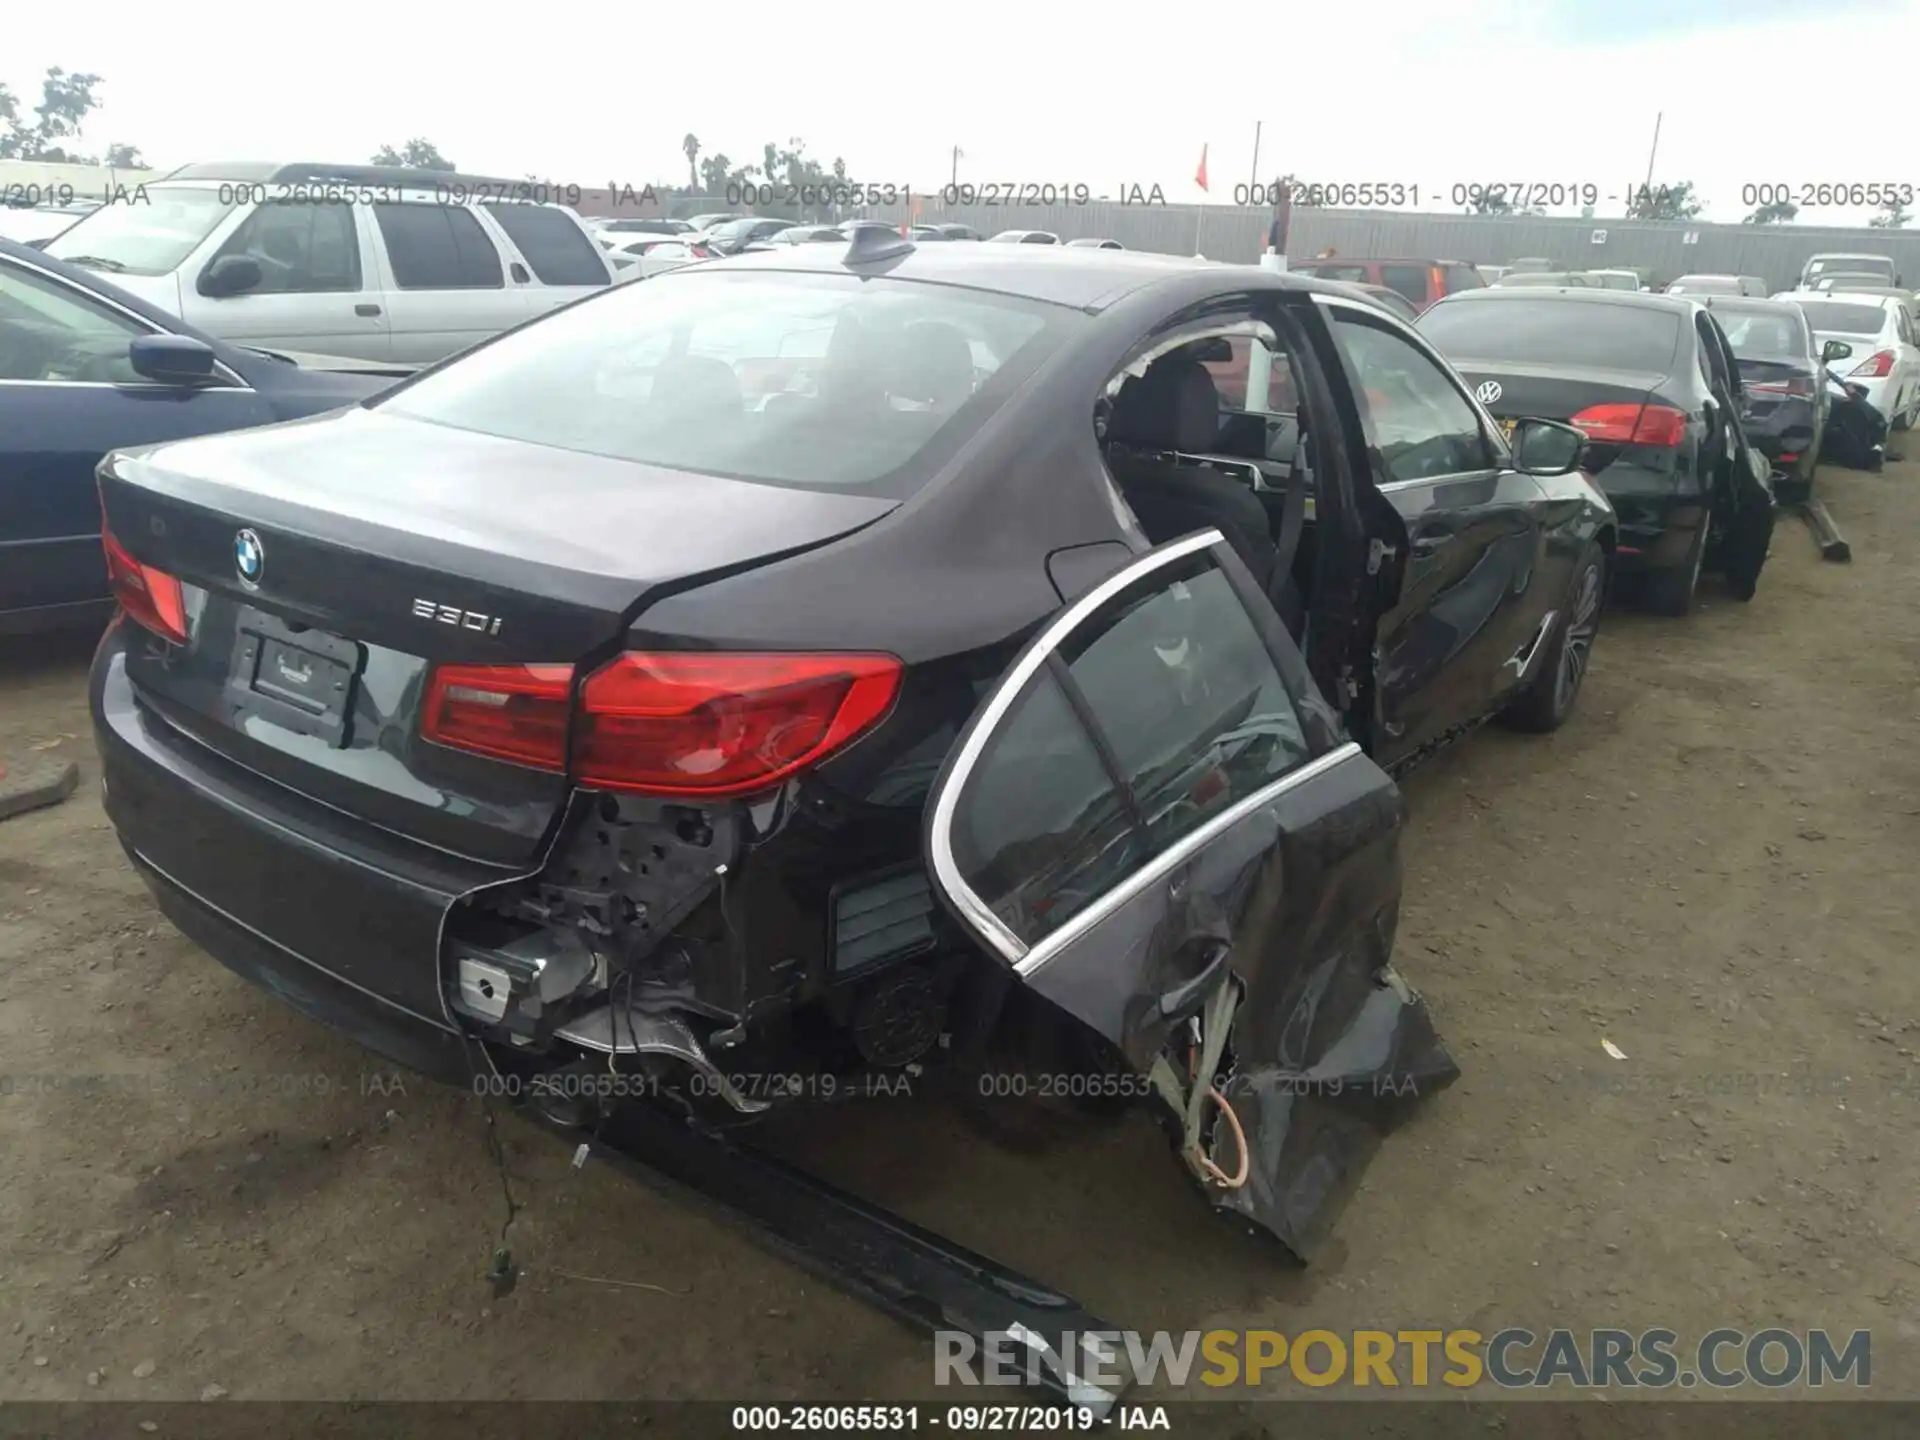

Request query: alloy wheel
[{"left": 1554, "top": 562, "right": 1602, "bottom": 715}]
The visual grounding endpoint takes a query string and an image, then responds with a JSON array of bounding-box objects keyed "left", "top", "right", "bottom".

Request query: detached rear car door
[{"left": 924, "top": 530, "right": 1458, "bottom": 1259}]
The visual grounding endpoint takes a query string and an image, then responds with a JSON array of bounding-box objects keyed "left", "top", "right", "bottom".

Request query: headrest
[
  {"left": 894, "top": 321, "right": 975, "bottom": 407},
  {"left": 652, "top": 356, "right": 741, "bottom": 415},
  {"left": 1105, "top": 354, "right": 1220, "bottom": 453}
]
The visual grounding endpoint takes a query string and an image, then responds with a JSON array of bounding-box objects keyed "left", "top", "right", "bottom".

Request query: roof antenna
[{"left": 843, "top": 226, "right": 915, "bottom": 265}]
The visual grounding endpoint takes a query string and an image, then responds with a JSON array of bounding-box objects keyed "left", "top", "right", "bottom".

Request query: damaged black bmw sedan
[{"left": 91, "top": 235, "right": 1615, "bottom": 1274}]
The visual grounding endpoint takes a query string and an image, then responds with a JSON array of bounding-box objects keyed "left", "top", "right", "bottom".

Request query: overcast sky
[{"left": 8, "top": 0, "right": 1917, "bottom": 227}]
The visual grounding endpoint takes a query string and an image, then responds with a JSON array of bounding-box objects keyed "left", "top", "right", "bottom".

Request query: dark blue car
[{"left": 1, "top": 236, "right": 407, "bottom": 633}]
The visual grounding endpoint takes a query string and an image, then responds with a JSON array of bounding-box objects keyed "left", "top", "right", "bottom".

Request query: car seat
[{"left": 1105, "top": 354, "right": 1304, "bottom": 634}]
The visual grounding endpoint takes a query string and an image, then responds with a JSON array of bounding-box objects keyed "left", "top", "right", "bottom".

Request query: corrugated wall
[{"left": 869, "top": 197, "right": 1920, "bottom": 293}]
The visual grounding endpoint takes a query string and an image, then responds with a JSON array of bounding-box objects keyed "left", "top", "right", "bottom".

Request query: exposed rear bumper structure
[{"left": 91, "top": 631, "right": 1135, "bottom": 1409}]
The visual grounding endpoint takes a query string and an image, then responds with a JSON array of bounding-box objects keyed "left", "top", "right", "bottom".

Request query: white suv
[{"left": 42, "top": 162, "right": 616, "bottom": 365}]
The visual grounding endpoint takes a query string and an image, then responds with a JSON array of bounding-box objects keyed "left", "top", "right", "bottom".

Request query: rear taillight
[
  {"left": 421, "top": 652, "right": 903, "bottom": 797},
  {"left": 1569, "top": 402, "right": 1688, "bottom": 448},
  {"left": 101, "top": 521, "right": 188, "bottom": 645},
  {"left": 576, "top": 651, "right": 902, "bottom": 797},
  {"left": 1851, "top": 350, "right": 1896, "bottom": 378},
  {"left": 1748, "top": 376, "right": 1814, "bottom": 397},
  {"left": 689, "top": 243, "right": 713, "bottom": 258},
  {"left": 421, "top": 664, "right": 573, "bottom": 769}
]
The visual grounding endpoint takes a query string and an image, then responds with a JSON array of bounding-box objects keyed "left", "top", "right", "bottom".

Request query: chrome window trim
[
  {"left": 2, "top": 252, "right": 253, "bottom": 391},
  {"left": 927, "top": 526, "right": 1361, "bottom": 974}
]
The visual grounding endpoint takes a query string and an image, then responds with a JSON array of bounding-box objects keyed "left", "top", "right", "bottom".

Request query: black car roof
[
  {"left": 675, "top": 240, "right": 1361, "bottom": 312},
  {"left": 1436, "top": 286, "right": 1699, "bottom": 315}
]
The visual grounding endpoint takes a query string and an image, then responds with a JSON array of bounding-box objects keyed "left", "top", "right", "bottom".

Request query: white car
[
  {"left": 1800, "top": 251, "right": 1900, "bottom": 290},
  {"left": 1587, "top": 268, "right": 1643, "bottom": 292},
  {"left": 1780, "top": 290, "right": 1920, "bottom": 429},
  {"left": 0, "top": 203, "right": 96, "bottom": 246},
  {"left": 608, "top": 236, "right": 709, "bottom": 282},
  {"left": 987, "top": 230, "right": 1060, "bottom": 244},
  {"left": 40, "top": 161, "right": 617, "bottom": 364}
]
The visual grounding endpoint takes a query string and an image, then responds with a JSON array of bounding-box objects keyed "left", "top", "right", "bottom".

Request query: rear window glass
[
  {"left": 1302, "top": 264, "right": 1368, "bottom": 283},
  {"left": 1442, "top": 264, "right": 1484, "bottom": 292},
  {"left": 1708, "top": 304, "right": 1809, "bottom": 359},
  {"left": 378, "top": 270, "right": 1069, "bottom": 495},
  {"left": 1794, "top": 300, "right": 1888, "bottom": 335},
  {"left": 1380, "top": 264, "right": 1429, "bottom": 303},
  {"left": 1667, "top": 276, "right": 1742, "bottom": 295},
  {"left": 1419, "top": 298, "right": 1681, "bottom": 370},
  {"left": 1807, "top": 257, "right": 1894, "bottom": 283}
]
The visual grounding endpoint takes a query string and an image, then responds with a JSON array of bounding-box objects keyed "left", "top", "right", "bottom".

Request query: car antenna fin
[{"left": 843, "top": 227, "right": 915, "bottom": 265}]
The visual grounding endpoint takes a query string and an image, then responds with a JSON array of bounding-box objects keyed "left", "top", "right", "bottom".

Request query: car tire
[
  {"left": 1894, "top": 391, "right": 1913, "bottom": 432},
  {"left": 1502, "top": 541, "right": 1604, "bottom": 734},
  {"left": 1641, "top": 515, "right": 1709, "bottom": 617},
  {"left": 1721, "top": 499, "right": 1774, "bottom": 603}
]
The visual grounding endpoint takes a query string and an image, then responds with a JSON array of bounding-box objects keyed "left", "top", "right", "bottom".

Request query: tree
[
  {"left": 682, "top": 133, "right": 700, "bottom": 190},
  {"left": 1580, "top": 202, "right": 1596, "bottom": 219},
  {"left": 104, "top": 141, "right": 144, "bottom": 169},
  {"left": 1869, "top": 200, "right": 1911, "bottom": 229},
  {"left": 1625, "top": 180, "right": 1703, "bottom": 220},
  {"left": 0, "top": 66, "right": 118, "bottom": 163},
  {"left": 1744, "top": 198, "right": 1797, "bottom": 224},
  {"left": 372, "top": 138, "right": 455, "bottom": 171},
  {"left": 1467, "top": 190, "right": 1514, "bottom": 215}
]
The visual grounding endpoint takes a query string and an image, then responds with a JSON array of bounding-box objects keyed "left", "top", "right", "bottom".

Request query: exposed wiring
[{"left": 1196, "top": 1085, "right": 1250, "bottom": 1190}]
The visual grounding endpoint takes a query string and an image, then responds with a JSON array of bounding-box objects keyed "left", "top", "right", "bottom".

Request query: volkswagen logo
[
  {"left": 1475, "top": 380, "right": 1503, "bottom": 405},
  {"left": 234, "top": 528, "right": 264, "bottom": 588}
]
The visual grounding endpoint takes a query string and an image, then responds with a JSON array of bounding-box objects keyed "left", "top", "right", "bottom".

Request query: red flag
[{"left": 1194, "top": 144, "right": 1210, "bottom": 192}]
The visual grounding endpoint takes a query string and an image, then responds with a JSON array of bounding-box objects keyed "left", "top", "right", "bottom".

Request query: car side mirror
[
  {"left": 129, "top": 334, "right": 219, "bottom": 384},
  {"left": 1510, "top": 417, "right": 1586, "bottom": 476},
  {"left": 198, "top": 254, "right": 262, "bottom": 298},
  {"left": 1822, "top": 340, "right": 1853, "bottom": 363}
]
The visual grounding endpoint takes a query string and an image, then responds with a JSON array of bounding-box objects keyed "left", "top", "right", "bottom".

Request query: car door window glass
[
  {"left": 946, "top": 548, "right": 1310, "bottom": 949},
  {"left": 373, "top": 203, "right": 504, "bottom": 290},
  {"left": 0, "top": 257, "right": 147, "bottom": 383},
  {"left": 1329, "top": 311, "right": 1492, "bottom": 482},
  {"left": 481, "top": 204, "right": 609, "bottom": 287},
  {"left": 207, "top": 200, "right": 362, "bottom": 295}
]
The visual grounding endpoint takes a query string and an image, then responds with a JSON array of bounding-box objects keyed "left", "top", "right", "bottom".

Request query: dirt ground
[{"left": 3, "top": 458, "right": 1918, "bottom": 1415}]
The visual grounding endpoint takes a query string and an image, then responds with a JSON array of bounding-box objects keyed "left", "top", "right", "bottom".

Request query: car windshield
[
  {"left": 44, "top": 186, "right": 238, "bottom": 276},
  {"left": 1667, "top": 277, "right": 1741, "bottom": 295},
  {"left": 1794, "top": 300, "right": 1888, "bottom": 335},
  {"left": 1419, "top": 298, "right": 1681, "bottom": 370},
  {"left": 1808, "top": 257, "right": 1894, "bottom": 283},
  {"left": 377, "top": 270, "right": 1071, "bottom": 496},
  {"left": 1711, "top": 305, "right": 1808, "bottom": 359}
]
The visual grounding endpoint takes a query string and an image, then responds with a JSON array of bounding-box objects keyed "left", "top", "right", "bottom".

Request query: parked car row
[{"left": 1416, "top": 283, "right": 1777, "bottom": 615}]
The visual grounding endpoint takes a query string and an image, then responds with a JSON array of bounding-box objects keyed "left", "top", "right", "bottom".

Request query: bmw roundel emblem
[
  {"left": 1475, "top": 380, "right": 1503, "bottom": 404},
  {"left": 234, "top": 528, "right": 264, "bottom": 587}
]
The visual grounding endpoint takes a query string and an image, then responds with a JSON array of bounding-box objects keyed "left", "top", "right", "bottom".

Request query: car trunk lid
[
  {"left": 1445, "top": 359, "right": 1668, "bottom": 424},
  {"left": 98, "top": 407, "right": 897, "bottom": 866}
]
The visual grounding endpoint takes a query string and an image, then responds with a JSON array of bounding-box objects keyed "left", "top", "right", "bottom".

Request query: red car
[{"left": 1291, "top": 257, "right": 1485, "bottom": 311}]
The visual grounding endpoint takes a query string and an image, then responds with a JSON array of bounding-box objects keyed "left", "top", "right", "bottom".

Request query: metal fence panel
[{"left": 869, "top": 197, "right": 1920, "bottom": 293}]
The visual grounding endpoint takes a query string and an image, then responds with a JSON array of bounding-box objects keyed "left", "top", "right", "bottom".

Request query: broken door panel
[{"left": 926, "top": 530, "right": 1457, "bottom": 1259}]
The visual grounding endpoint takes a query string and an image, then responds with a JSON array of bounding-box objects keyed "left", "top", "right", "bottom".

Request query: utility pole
[
  {"left": 1641, "top": 112, "right": 1662, "bottom": 206},
  {"left": 951, "top": 146, "right": 963, "bottom": 188},
  {"left": 1249, "top": 121, "right": 1262, "bottom": 203}
]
